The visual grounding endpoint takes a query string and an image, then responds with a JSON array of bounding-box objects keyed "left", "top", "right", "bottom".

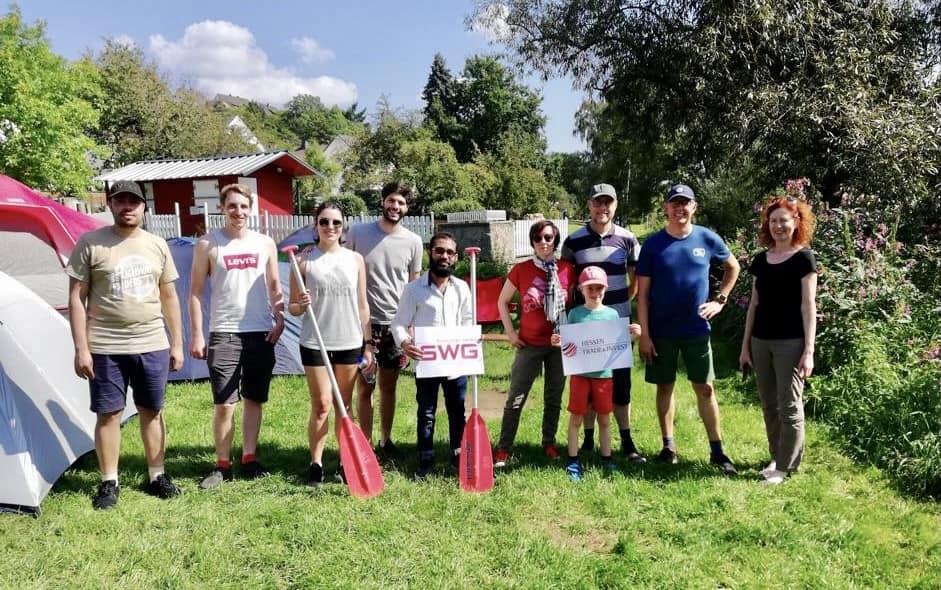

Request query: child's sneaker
[
  {"left": 603, "top": 460, "right": 620, "bottom": 476},
  {"left": 543, "top": 444, "right": 560, "bottom": 460},
  {"left": 494, "top": 448, "right": 510, "bottom": 468},
  {"left": 307, "top": 463, "right": 324, "bottom": 487},
  {"left": 655, "top": 447, "right": 678, "bottom": 464},
  {"left": 146, "top": 474, "right": 180, "bottom": 499},
  {"left": 566, "top": 461, "right": 583, "bottom": 482}
]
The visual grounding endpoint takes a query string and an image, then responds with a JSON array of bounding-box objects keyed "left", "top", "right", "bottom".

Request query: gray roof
[{"left": 95, "top": 151, "right": 319, "bottom": 182}]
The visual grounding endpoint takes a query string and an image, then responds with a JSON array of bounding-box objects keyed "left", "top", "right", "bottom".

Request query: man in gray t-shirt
[{"left": 346, "top": 181, "right": 423, "bottom": 456}]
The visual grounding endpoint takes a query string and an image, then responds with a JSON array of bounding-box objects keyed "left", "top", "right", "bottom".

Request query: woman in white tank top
[{"left": 288, "top": 202, "right": 372, "bottom": 486}]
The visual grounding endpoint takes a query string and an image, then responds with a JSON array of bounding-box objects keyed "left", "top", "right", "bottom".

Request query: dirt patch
[
  {"left": 522, "top": 516, "right": 618, "bottom": 554},
  {"left": 465, "top": 388, "right": 506, "bottom": 420}
]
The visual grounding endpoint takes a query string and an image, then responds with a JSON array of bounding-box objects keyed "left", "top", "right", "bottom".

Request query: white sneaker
[
  {"left": 760, "top": 461, "right": 777, "bottom": 478},
  {"left": 760, "top": 469, "right": 787, "bottom": 485}
]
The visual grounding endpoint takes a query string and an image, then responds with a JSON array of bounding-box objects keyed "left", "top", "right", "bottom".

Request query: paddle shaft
[
  {"left": 285, "top": 248, "right": 350, "bottom": 418},
  {"left": 465, "top": 247, "right": 479, "bottom": 409}
]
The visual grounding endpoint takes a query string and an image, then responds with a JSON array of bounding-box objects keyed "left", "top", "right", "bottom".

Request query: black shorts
[
  {"left": 370, "top": 324, "right": 408, "bottom": 370},
  {"left": 300, "top": 345, "right": 361, "bottom": 367},
  {"left": 208, "top": 332, "right": 275, "bottom": 405}
]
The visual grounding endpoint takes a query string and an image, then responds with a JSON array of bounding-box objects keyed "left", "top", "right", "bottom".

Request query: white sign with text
[
  {"left": 414, "top": 325, "right": 484, "bottom": 379},
  {"left": 559, "top": 318, "right": 633, "bottom": 376}
]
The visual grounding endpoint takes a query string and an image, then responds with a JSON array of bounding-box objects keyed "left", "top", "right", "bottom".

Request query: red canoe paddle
[
  {"left": 459, "top": 246, "right": 495, "bottom": 493},
  {"left": 282, "top": 245, "right": 385, "bottom": 499}
]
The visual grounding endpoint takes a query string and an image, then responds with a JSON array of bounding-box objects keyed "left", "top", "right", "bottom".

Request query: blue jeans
[{"left": 415, "top": 376, "right": 467, "bottom": 461}]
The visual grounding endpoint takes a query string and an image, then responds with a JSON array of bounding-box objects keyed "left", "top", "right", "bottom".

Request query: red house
[{"left": 96, "top": 151, "right": 319, "bottom": 236}]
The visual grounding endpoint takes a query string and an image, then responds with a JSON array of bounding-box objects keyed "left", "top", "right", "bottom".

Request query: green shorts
[{"left": 644, "top": 336, "right": 715, "bottom": 385}]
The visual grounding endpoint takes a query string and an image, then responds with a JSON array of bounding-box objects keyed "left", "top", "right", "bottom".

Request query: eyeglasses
[
  {"left": 318, "top": 218, "right": 343, "bottom": 228},
  {"left": 432, "top": 246, "right": 457, "bottom": 257},
  {"left": 533, "top": 233, "right": 555, "bottom": 243}
]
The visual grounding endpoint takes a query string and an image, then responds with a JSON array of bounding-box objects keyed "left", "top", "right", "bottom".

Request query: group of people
[{"left": 67, "top": 176, "right": 817, "bottom": 509}]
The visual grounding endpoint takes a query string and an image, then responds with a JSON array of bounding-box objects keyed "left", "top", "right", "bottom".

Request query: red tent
[{"left": 0, "top": 174, "right": 105, "bottom": 264}]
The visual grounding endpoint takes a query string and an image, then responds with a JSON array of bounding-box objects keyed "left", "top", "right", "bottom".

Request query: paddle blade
[
  {"left": 459, "top": 409, "right": 494, "bottom": 493},
  {"left": 338, "top": 416, "right": 385, "bottom": 499}
]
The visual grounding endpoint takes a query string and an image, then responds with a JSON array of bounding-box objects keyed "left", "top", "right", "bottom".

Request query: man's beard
[
  {"left": 430, "top": 261, "right": 453, "bottom": 277},
  {"left": 382, "top": 208, "right": 401, "bottom": 224}
]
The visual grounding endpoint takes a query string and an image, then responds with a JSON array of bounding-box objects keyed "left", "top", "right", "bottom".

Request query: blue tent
[{"left": 166, "top": 238, "right": 303, "bottom": 380}]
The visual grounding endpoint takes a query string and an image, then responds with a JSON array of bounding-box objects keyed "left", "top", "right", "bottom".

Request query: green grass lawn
[{"left": 1, "top": 341, "right": 938, "bottom": 589}]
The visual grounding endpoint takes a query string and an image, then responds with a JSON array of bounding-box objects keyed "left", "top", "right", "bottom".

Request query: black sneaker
[
  {"left": 622, "top": 445, "right": 647, "bottom": 463},
  {"left": 199, "top": 466, "right": 233, "bottom": 490},
  {"left": 710, "top": 453, "right": 738, "bottom": 476},
  {"left": 334, "top": 465, "right": 347, "bottom": 485},
  {"left": 376, "top": 440, "right": 401, "bottom": 459},
  {"left": 92, "top": 480, "right": 119, "bottom": 510},
  {"left": 146, "top": 474, "right": 181, "bottom": 499},
  {"left": 242, "top": 460, "right": 270, "bottom": 479},
  {"left": 413, "top": 458, "right": 433, "bottom": 481},
  {"left": 655, "top": 447, "right": 679, "bottom": 464},
  {"left": 307, "top": 463, "right": 324, "bottom": 487}
]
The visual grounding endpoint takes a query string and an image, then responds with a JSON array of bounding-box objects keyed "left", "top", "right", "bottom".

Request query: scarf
[{"left": 532, "top": 256, "right": 566, "bottom": 326}]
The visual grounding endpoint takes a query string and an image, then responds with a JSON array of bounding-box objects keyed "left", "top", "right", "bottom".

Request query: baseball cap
[
  {"left": 107, "top": 180, "right": 145, "bottom": 201},
  {"left": 588, "top": 183, "right": 617, "bottom": 201},
  {"left": 666, "top": 183, "right": 696, "bottom": 202},
  {"left": 578, "top": 266, "right": 608, "bottom": 287}
]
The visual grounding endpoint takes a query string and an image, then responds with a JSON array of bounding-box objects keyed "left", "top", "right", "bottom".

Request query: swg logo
[{"left": 419, "top": 343, "right": 480, "bottom": 361}]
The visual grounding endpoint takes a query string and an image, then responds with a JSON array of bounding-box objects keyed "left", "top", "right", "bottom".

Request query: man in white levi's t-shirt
[{"left": 189, "top": 183, "right": 285, "bottom": 489}]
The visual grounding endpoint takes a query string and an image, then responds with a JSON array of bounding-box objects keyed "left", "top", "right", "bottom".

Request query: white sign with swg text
[
  {"left": 414, "top": 325, "right": 484, "bottom": 379},
  {"left": 559, "top": 318, "right": 633, "bottom": 376}
]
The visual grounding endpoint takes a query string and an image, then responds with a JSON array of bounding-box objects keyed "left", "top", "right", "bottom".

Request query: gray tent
[{"left": 0, "top": 272, "right": 136, "bottom": 514}]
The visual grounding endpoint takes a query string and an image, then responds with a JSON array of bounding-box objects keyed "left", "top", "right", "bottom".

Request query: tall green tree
[
  {"left": 0, "top": 7, "right": 98, "bottom": 194},
  {"left": 487, "top": 0, "right": 941, "bottom": 222},
  {"left": 421, "top": 54, "right": 547, "bottom": 162},
  {"left": 94, "top": 40, "right": 250, "bottom": 166}
]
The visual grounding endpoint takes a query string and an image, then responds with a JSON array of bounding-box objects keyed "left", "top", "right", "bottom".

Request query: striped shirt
[{"left": 561, "top": 223, "right": 640, "bottom": 318}]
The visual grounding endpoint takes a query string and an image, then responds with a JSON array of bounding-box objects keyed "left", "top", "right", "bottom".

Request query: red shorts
[{"left": 568, "top": 375, "right": 613, "bottom": 415}]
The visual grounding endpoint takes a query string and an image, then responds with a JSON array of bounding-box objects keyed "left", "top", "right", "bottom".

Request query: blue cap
[{"left": 666, "top": 183, "right": 696, "bottom": 202}]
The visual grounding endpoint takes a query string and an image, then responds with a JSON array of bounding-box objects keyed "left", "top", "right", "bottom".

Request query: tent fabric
[
  {"left": 0, "top": 174, "right": 106, "bottom": 311},
  {"left": 0, "top": 272, "right": 137, "bottom": 514},
  {"left": 166, "top": 238, "right": 303, "bottom": 380},
  {"left": 0, "top": 174, "right": 105, "bottom": 264}
]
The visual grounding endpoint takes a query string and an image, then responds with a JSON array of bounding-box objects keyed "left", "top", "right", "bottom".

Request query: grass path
[{"left": 1, "top": 341, "right": 938, "bottom": 589}]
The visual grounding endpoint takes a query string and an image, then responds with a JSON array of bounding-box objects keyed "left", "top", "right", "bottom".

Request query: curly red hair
[{"left": 758, "top": 197, "right": 816, "bottom": 248}]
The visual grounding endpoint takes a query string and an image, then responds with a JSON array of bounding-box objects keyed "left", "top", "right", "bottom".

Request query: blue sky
[{"left": 15, "top": 0, "right": 587, "bottom": 153}]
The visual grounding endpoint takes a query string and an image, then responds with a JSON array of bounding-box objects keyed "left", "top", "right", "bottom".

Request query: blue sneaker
[
  {"left": 566, "top": 461, "right": 582, "bottom": 482},
  {"left": 603, "top": 460, "right": 620, "bottom": 476}
]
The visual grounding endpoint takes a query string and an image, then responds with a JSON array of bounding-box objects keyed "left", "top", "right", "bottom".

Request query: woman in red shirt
[{"left": 494, "top": 220, "right": 575, "bottom": 467}]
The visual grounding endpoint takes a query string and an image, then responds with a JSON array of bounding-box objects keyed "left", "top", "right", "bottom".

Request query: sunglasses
[
  {"left": 533, "top": 233, "right": 556, "bottom": 243},
  {"left": 432, "top": 246, "right": 457, "bottom": 257},
  {"left": 318, "top": 218, "right": 343, "bottom": 228}
]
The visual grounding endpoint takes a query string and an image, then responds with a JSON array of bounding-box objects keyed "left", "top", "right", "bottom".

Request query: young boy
[{"left": 557, "top": 266, "right": 641, "bottom": 481}]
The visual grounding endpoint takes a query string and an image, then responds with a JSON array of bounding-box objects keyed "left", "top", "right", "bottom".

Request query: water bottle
[{"left": 358, "top": 355, "right": 376, "bottom": 385}]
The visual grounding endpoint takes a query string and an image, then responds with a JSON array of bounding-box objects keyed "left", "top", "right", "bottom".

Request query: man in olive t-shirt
[{"left": 67, "top": 180, "right": 184, "bottom": 510}]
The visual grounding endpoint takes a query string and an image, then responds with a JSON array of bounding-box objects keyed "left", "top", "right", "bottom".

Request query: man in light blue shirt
[{"left": 391, "top": 232, "right": 473, "bottom": 480}]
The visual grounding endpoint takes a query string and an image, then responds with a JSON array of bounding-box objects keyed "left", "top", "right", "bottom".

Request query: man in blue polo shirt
[
  {"left": 635, "top": 183, "right": 740, "bottom": 475},
  {"left": 561, "top": 183, "right": 645, "bottom": 462}
]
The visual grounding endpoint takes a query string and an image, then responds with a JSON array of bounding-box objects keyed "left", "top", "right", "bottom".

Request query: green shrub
[
  {"left": 429, "top": 198, "right": 484, "bottom": 215},
  {"left": 453, "top": 258, "right": 509, "bottom": 281}
]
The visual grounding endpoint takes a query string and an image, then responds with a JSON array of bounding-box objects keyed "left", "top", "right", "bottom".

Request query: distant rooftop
[{"left": 95, "top": 151, "right": 320, "bottom": 182}]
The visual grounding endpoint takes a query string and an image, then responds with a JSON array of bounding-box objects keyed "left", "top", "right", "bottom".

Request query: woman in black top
[{"left": 739, "top": 196, "right": 818, "bottom": 485}]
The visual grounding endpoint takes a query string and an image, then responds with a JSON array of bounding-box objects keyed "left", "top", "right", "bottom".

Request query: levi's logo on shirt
[{"left": 223, "top": 253, "right": 259, "bottom": 270}]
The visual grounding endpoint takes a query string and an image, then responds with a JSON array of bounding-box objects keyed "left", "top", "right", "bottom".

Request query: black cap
[{"left": 107, "top": 180, "right": 145, "bottom": 201}]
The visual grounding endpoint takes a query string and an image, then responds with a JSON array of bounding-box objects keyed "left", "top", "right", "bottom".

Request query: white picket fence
[
  {"left": 512, "top": 219, "right": 570, "bottom": 258},
  {"left": 143, "top": 208, "right": 565, "bottom": 256},
  {"left": 143, "top": 209, "right": 435, "bottom": 242}
]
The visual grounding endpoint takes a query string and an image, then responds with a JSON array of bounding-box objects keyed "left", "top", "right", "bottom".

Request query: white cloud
[
  {"left": 471, "top": 3, "right": 511, "bottom": 43},
  {"left": 291, "top": 36, "right": 335, "bottom": 64},
  {"left": 149, "top": 20, "right": 356, "bottom": 107}
]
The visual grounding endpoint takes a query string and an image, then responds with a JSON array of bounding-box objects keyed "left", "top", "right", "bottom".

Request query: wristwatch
[{"left": 714, "top": 294, "right": 728, "bottom": 305}]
